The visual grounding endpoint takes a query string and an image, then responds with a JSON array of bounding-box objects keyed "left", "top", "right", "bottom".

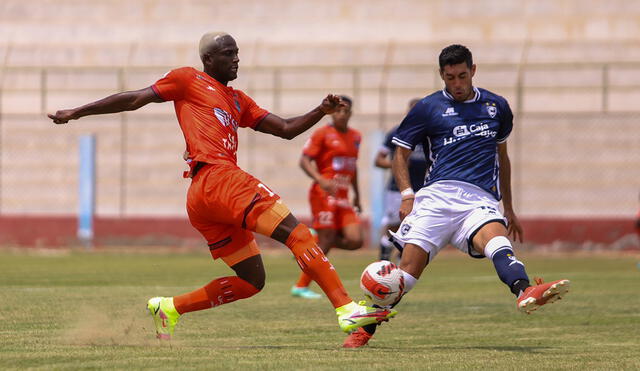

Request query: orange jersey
[
  {"left": 152, "top": 67, "right": 269, "bottom": 166},
  {"left": 303, "top": 124, "right": 361, "bottom": 200}
]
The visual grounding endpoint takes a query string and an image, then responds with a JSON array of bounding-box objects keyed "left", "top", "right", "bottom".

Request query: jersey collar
[{"left": 441, "top": 86, "right": 481, "bottom": 103}]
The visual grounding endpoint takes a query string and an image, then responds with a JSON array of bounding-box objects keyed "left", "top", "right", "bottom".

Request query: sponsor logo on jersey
[
  {"left": 332, "top": 156, "right": 357, "bottom": 172},
  {"left": 453, "top": 125, "right": 470, "bottom": 137},
  {"left": 442, "top": 107, "right": 458, "bottom": 117},
  {"left": 486, "top": 102, "right": 497, "bottom": 118},
  {"left": 444, "top": 122, "right": 497, "bottom": 145},
  {"left": 213, "top": 107, "right": 239, "bottom": 131}
]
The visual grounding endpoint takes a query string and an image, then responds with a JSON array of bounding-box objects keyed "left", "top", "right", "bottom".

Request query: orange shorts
[
  {"left": 187, "top": 163, "right": 282, "bottom": 264},
  {"left": 309, "top": 186, "right": 359, "bottom": 230}
]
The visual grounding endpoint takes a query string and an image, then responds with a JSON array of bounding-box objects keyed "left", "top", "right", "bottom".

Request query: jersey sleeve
[
  {"left": 302, "top": 128, "right": 324, "bottom": 159},
  {"left": 379, "top": 127, "right": 397, "bottom": 154},
  {"left": 151, "top": 68, "right": 189, "bottom": 101},
  {"left": 237, "top": 92, "right": 269, "bottom": 129},
  {"left": 354, "top": 131, "right": 362, "bottom": 159},
  {"left": 496, "top": 98, "right": 514, "bottom": 143},
  {"left": 392, "top": 101, "right": 429, "bottom": 150}
]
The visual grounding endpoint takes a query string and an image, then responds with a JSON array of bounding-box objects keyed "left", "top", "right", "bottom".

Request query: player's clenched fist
[
  {"left": 319, "top": 94, "right": 345, "bottom": 114},
  {"left": 48, "top": 109, "right": 79, "bottom": 125}
]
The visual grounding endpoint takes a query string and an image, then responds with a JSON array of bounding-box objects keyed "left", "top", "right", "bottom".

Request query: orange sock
[
  {"left": 173, "top": 276, "right": 260, "bottom": 314},
  {"left": 295, "top": 272, "right": 313, "bottom": 288},
  {"left": 286, "top": 224, "right": 351, "bottom": 308}
]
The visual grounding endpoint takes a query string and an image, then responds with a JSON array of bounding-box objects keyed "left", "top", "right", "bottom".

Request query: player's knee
[
  {"left": 239, "top": 273, "right": 265, "bottom": 292},
  {"left": 286, "top": 223, "right": 315, "bottom": 246},
  {"left": 249, "top": 277, "right": 266, "bottom": 291},
  {"left": 343, "top": 237, "right": 363, "bottom": 250}
]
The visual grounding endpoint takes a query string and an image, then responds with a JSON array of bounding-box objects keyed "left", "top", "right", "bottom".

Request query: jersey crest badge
[{"left": 486, "top": 102, "right": 497, "bottom": 118}]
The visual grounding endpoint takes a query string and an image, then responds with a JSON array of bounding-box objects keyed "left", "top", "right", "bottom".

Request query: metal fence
[{"left": 0, "top": 62, "right": 639, "bottom": 218}]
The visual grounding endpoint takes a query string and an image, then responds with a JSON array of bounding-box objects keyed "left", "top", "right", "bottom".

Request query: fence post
[{"left": 78, "top": 134, "right": 96, "bottom": 248}]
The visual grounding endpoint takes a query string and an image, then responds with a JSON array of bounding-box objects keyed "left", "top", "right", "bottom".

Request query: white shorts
[
  {"left": 381, "top": 190, "right": 402, "bottom": 227},
  {"left": 389, "top": 180, "right": 506, "bottom": 262}
]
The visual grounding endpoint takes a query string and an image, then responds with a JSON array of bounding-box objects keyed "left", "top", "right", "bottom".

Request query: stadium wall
[{"left": 0, "top": 215, "right": 635, "bottom": 248}]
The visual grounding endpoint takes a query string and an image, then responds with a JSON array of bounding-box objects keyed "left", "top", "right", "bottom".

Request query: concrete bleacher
[{"left": 1, "top": 0, "right": 639, "bottom": 220}]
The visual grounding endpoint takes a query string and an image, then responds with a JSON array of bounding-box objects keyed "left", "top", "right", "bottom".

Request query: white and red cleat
[{"left": 517, "top": 277, "right": 570, "bottom": 314}]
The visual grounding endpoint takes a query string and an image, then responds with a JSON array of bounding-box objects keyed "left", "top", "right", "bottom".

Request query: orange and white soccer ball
[{"left": 360, "top": 260, "right": 405, "bottom": 307}]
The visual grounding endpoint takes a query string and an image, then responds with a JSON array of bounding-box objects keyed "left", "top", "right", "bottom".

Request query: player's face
[
  {"left": 331, "top": 104, "right": 352, "bottom": 130},
  {"left": 203, "top": 35, "right": 240, "bottom": 85},
  {"left": 440, "top": 63, "right": 476, "bottom": 102}
]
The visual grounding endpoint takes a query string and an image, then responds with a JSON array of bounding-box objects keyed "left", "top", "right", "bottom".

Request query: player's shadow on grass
[
  {"left": 438, "top": 345, "right": 552, "bottom": 353},
  {"left": 369, "top": 345, "right": 552, "bottom": 354}
]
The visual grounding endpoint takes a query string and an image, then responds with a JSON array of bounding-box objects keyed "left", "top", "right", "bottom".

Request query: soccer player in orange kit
[
  {"left": 290, "top": 96, "right": 365, "bottom": 299},
  {"left": 48, "top": 32, "right": 396, "bottom": 340}
]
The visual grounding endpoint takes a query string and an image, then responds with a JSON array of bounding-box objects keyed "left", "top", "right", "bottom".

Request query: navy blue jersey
[
  {"left": 392, "top": 87, "right": 513, "bottom": 200},
  {"left": 381, "top": 126, "right": 429, "bottom": 192}
]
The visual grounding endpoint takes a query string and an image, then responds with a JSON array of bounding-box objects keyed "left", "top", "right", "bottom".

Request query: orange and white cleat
[
  {"left": 517, "top": 278, "right": 570, "bottom": 314},
  {"left": 342, "top": 327, "right": 373, "bottom": 348}
]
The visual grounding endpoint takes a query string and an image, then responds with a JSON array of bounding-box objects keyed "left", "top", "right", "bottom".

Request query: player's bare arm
[
  {"left": 392, "top": 146, "right": 414, "bottom": 221},
  {"left": 374, "top": 150, "right": 392, "bottom": 169},
  {"left": 497, "top": 142, "right": 524, "bottom": 242},
  {"left": 255, "top": 94, "right": 343, "bottom": 140},
  {"left": 300, "top": 154, "right": 337, "bottom": 196},
  {"left": 48, "top": 87, "right": 162, "bottom": 124}
]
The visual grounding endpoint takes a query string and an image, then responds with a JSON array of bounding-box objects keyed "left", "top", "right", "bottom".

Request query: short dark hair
[
  {"left": 439, "top": 44, "right": 473, "bottom": 69},
  {"left": 339, "top": 95, "right": 353, "bottom": 108}
]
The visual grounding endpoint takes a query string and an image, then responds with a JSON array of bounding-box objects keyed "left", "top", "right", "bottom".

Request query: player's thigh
[
  {"left": 188, "top": 164, "right": 280, "bottom": 230},
  {"left": 451, "top": 203, "right": 507, "bottom": 257},
  {"left": 391, "top": 189, "right": 454, "bottom": 258}
]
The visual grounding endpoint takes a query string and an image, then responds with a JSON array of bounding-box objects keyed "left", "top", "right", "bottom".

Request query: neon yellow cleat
[
  {"left": 336, "top": 301, "right": 397, "bottom": 334},
  {"left": 147, "top": 297, "right": 180, "bottom": 340}
]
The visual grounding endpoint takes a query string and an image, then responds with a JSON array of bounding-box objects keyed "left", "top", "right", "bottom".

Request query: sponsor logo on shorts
[{"left": 400, "top": 223, "right": 411, "bottom": 236}]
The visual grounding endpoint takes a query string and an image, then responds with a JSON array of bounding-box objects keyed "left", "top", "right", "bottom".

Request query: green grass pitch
[{"left": 1, "top": 248, "right": 638, "bottom": 369}]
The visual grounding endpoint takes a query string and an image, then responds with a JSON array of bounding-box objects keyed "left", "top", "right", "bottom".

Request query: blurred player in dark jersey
[
  {"left": 291, "top": 96, "right": 365, "bottom": 299},
  {"left": 49, "top": 32, "right": 396, "bottom": 341},
  {"left": 374, "top": 98, "right": 430, "bottom": 262}
]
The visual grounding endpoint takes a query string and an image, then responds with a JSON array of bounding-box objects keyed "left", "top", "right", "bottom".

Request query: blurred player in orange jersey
[
  {"left": 48, "top": 32, "right": 396, "bottom": 340},
  {"left": 290, "top": 97, "right": 365, "bottom": 299}
]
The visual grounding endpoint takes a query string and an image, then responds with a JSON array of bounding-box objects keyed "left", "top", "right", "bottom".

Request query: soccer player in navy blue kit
[{"left": 344, "top": 44, "right": 570, "bottom": 348}]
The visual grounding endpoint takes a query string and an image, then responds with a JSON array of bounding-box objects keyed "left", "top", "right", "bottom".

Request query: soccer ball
[{"left": 360, "top": 260, "right": 405, "bottom": 307}]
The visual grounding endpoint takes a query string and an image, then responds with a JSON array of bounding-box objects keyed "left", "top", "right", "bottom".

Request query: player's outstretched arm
[
  {"left": 48, "top": 87, "right": 163, "bottom": 124},
  {"left": 497, "top": 142, "right": 524, "bottom": 242},
  {"left": 255, "top": 94, "right": 343, "bottom": 140},
  {"left": 392, "top": 146, "right": 414, "bottom": 221}
]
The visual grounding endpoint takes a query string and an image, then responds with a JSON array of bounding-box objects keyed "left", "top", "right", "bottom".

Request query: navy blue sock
[
  {"left": 484, "top": 236, "right": 530, "bottom": 296},
  {"left": 491, "top": 249, "right": 529, "bottom": 295}
]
